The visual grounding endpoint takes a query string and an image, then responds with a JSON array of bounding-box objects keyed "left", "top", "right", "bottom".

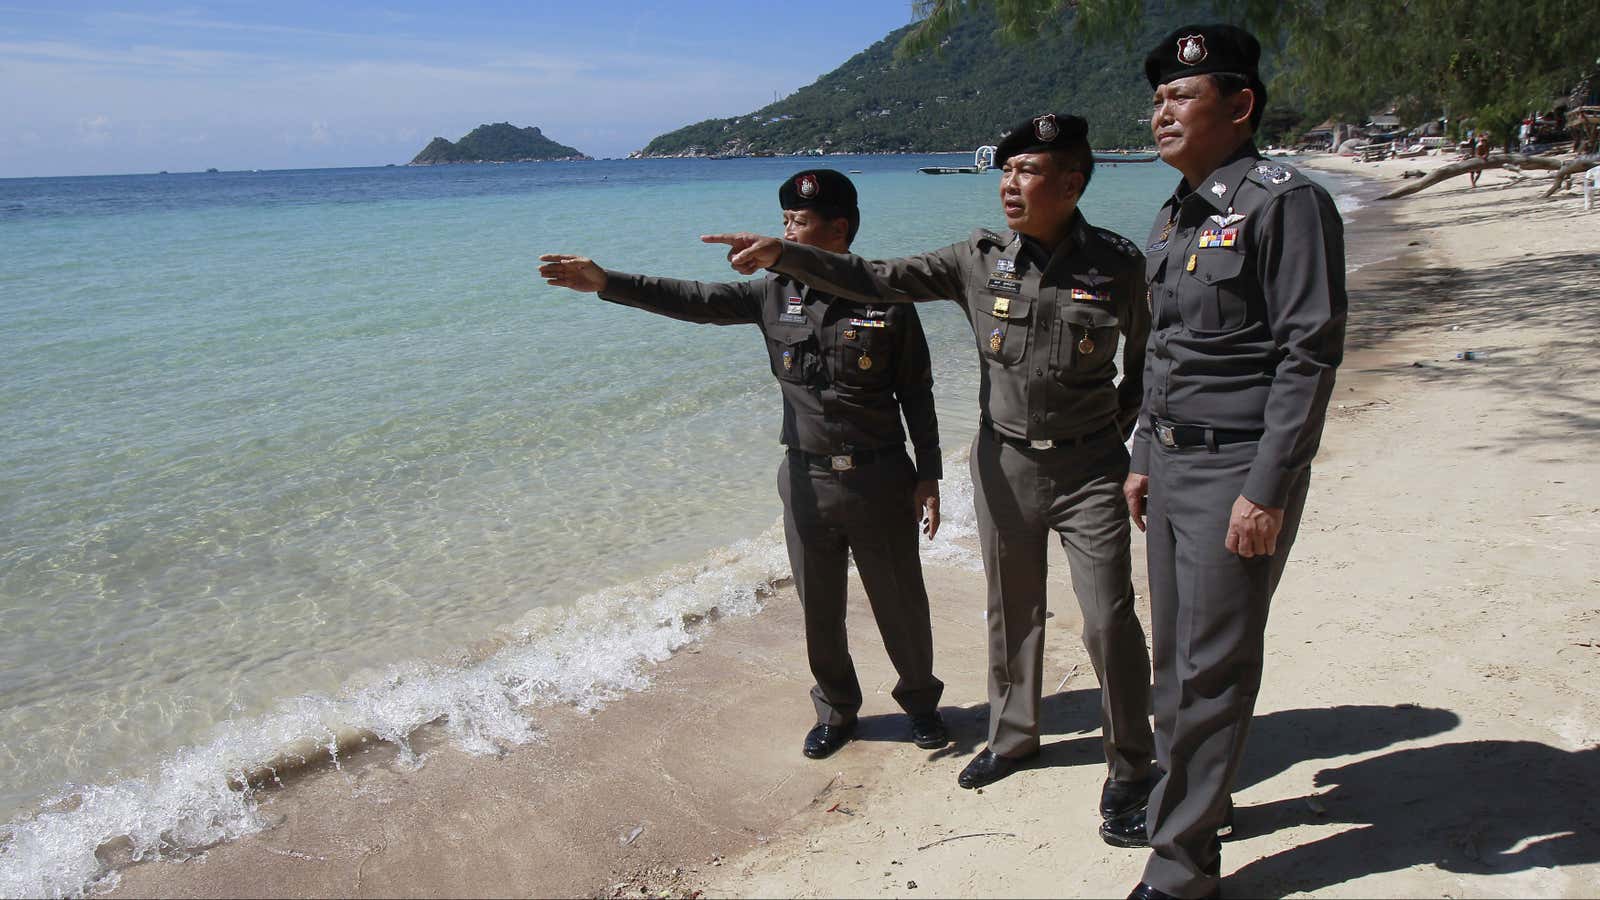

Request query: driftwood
[
  {"left": 1377, "top": 153, "right": 1567, "bottom": 200},
  {"left": 1542, "top": 158, "right": 1600, "bottom": 198}
]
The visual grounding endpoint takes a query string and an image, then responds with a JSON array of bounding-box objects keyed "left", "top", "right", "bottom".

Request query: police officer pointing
[
  {"left": 539, "top": 170, "right": 949, "bottom": 759},
  {"left": 704, "top": 116, "right": 1159, "bottom": 817},
  {"left": 1111, "top": 25, "right": 1348, "bottom": 900}
]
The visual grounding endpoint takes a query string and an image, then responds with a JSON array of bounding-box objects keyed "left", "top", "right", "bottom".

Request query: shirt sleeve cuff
[
  {"left": 1242, "top": 462, "right": 1294, "bottom": 509},
  {"left": 1129, "top": 429, "right": 1151, "bottom": 475},
  {"left": 595, "top": 269, "right": 641, "bottom": 302}
]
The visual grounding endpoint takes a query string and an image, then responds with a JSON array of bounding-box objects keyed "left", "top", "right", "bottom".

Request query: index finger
[
  {"left": 539, "top": 253, "right": 577, "bottom": 263},
  {"left": 700, "top": 233, "right": 745, "bottom": 246}
]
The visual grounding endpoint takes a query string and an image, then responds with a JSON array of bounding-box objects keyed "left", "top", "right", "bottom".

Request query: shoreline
[{"left": 61, "top": 153, "right": 1600, "bottom": 898}]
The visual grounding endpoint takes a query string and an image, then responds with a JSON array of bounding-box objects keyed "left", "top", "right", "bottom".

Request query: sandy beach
[{"left": 107, "top": 153, "right": 1600, "bottom": 899}]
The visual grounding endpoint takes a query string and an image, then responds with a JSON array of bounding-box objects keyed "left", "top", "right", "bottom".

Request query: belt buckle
[
  {"left": 830, "top": 454, "right": 855, "bottom": 471},
  {"left": 1155, "top": 422, "right": 1178, "bottom": 449},
  {"left": 1028, "top": 439, "right": 1055, "bottom": 450}
]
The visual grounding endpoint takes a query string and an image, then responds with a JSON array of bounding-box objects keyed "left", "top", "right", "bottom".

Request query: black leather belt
[
  {"left": 1151, "top": 418, "right": 1263, "bottom": 450},
  {"left": 985, "top": 420, "right": 1116, "bottom": 451},
  {"left": 788, "top": 447, "right": 889, "bottom": 471}
]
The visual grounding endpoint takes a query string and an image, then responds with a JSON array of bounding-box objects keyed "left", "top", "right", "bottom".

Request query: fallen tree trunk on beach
[
  {"left": 1542, "top": 158, "right": 1600, "bottom": 198},
  {"left": 1378, "top": 153, "right": 1567, "bottom": 200}
]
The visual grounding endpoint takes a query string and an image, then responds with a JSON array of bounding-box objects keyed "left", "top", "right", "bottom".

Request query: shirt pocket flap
[
  {"left": 1060, "top": 304, "right": 1119, "bottom": 329},
  {"left": 1192, "top": 251, "right": 1246, "bottom": 285},
  {"left": 770, "top": 327, "right": 813, "bottom": 347},
  {"left": 976, "top": 294, "right": 1033, "bottom": 323}
]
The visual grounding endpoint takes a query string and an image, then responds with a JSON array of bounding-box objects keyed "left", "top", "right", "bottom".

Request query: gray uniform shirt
[
  {"left": 598, "top": 270, "right": 943, "bottom": 480},
  {"left": 1130, "top": 145, "right": 1348, "bottom": 507},
  {"left": 768, "top": 211, "right": 1149, "bottom": 442}
]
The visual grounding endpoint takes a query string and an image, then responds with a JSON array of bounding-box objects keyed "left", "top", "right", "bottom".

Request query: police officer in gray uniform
[
  {"left": 705, "top": 116, "right": 1158, "bottom": 812},
  {"left": 539, "top": 170, "right": 949, "bottom": 760},
  {"left": 1110, "top": 25, "right": 1348, "bottom": 900}
]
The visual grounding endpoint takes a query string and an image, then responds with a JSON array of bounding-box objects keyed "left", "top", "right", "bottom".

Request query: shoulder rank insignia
[{"left": 1254, "top": 163, "right": 1293, "bottom": 185}]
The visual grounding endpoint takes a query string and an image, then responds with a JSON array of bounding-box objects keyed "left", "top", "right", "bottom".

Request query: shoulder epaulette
[
  {"left": 1090, "top": 226, "right": 1143, "bottom": 261},
  {"left": 973, "top": 227, "right": 1011, "bottom": 248},
  {"left": 1243, "top": 161, "right": 1310, "bottom": 193}
]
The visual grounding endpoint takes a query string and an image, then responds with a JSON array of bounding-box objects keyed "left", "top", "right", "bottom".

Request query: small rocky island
[{"left": 409, "top": 123, "right": 589, "bottom": 165}]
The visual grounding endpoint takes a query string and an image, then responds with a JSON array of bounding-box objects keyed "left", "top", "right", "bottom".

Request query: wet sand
[{"left": 110, "top": 153, "right": 1600, "bottom": 898}]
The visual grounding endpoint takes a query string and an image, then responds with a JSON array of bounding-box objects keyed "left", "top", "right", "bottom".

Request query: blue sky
[{"left": 0, "top": 2, "right": 918, "bottom": 177}]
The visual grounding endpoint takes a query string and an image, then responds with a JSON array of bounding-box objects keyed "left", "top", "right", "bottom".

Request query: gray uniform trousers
[
  {"left": 1141, "top": 439, "right": 1312, "bottom": 898},
  {"left": 969, "top": 425, "right": 1154, "bottom": 775},
  {"left": 778, "top": 448, "right": 944, "bottom": 726}
]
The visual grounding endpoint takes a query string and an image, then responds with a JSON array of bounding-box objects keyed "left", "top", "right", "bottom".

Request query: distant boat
[
  {"left": 920, "top": 145, "right": 998, "bottom": 175},
  {"left": 848, "top": 169, "right": 863, "bottom": 174},
  {"left": 205, "top": 168, "right": 219, "bottom": 173}
]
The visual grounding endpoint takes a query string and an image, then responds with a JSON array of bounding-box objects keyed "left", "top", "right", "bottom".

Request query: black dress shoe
[
  {"left": 909, "top": 711, "right": 949, "bottom": 749},
  {"left": 1100, "top": 771, "right": 1161, "bottom": 819},
  {"left": 1127, "top": 882, "right": 1217, "bottom": 900},
  {"left": 956, "top": 748, "right": 1036, "bottom": 789},
  {"left": 1100, "top": 806, "right": 1149, "bottom": 848},
  {"left": 802, "top": 721, "right": 855, "bottom": 759},
  {"left": 1127, "top": 883, "right": 1176, "bottom": 900}
]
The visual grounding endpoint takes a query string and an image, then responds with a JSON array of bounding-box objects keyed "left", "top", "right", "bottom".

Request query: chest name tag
[
  {"left": 1069, "top": 288, "right": 1112, "bottom": 304},
  {"left": 987, "top": 277, "right": 1022, "bottom": 295},
  {"left": 1197, "top": 228, "right": 1239, "bottom": 249},
  {"left": 847, "top": 317, "right": 887, "bottom": 328}
]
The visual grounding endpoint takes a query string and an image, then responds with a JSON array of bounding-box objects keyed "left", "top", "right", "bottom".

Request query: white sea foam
[{"left": 0, "top": 529, "right": 792, "bottom": 900}]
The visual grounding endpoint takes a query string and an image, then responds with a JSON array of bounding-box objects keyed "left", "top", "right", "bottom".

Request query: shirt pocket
[
  {"left": 972, "top": 294, "right": 1032, "bottom": 366},
  {"left": 1180, "top": 249, "right": 1248, "bottom": 333},
  {"left": 767, "top": 327, "right": 821, "bottom": 385},
  {"left": 837, "top": 322, "right": 894, "bottom": 387},
  {"left": 1054, "top": 303, "right": 1120, "bottom": 375}
]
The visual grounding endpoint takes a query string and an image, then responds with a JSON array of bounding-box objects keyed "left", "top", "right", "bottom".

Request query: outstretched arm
[
  {"left": 700, "top": 233, "right": 968, "bottom": 305},
  {"left": 538, "top": 253, "right": 761, "bottom": 326}
]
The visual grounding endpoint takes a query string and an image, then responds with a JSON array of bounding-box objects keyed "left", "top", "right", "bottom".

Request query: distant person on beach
[
  {"left": 1471, "top": 133, "right": 1492, "bottom": 187},
  {"left": 538, "top": 170, "right": 950, "bottom": 759},
  {"left": 703, "top": 115, "right": 1159, "bottom": 816},
  {"left": 1115, "top": 24, "right": 1347, "bottom": 900}
]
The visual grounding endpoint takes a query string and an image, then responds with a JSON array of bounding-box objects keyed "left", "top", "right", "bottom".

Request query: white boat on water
[{"left": 920, "top": 145, "right": 998, "bottom": 175}]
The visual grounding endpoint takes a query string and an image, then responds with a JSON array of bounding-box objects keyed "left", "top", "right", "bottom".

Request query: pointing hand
[
  {"left": 538, "top": 253, "right": 607, "bottom": 293},
  {"left": 700, "top": 233, "right": 782, "bottom": 275}
]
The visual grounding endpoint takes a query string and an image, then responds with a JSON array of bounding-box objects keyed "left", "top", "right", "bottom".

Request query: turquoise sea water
[{"left": 0, "top": 155, "right": 1368, "bottom": 896}]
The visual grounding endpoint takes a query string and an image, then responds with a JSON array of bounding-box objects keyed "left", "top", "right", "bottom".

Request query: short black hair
[
  {"left": 805, "top": 205, "right": 859, "bottom": 246},
  {"left": 1211, "top": 72, "right": 1267, "bottom": 130},
  {"left": 1051, "top": 143, "right": 1095, "bottom": 192}
]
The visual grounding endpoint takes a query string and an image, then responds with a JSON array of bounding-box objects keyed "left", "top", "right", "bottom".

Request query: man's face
[
  {"left": 782, "top": 209, "right": 849, "bottom": 252},
  {"left": 1151, "top": 74, "right": 1250, "bottom": 174},
  {"left": 998, "top": 151, "right": 1082, "bottom": 241}
]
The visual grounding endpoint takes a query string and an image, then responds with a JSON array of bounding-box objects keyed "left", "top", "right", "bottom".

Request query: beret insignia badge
[
  {"left": 796, "top": 173, "right": 819, "bottom": 199},
  {"left": 1177, "top": 34, "right": 1207, "bottom": 66},
  {"left": 1034, "top": 114, "right": 1059, "bottom": 143}
]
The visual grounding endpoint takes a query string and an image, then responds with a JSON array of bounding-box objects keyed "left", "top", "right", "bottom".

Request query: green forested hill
[
  {"left": 410, "top": 123, "right": 587, "bottom": 164},
  {"left": 639, "top": 8, "right": 1194, "bottom": 156}
]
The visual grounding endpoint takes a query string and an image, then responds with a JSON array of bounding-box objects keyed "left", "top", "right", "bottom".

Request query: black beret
[
  {"left": 779, "top": 169, "right": 857, "bottom": 212},
  {"left": 1144, "top": 24, "right": 1261, "bottom": 88},
  {"left": 994, "top": 113, "right": 1090, "bottom": 167}
]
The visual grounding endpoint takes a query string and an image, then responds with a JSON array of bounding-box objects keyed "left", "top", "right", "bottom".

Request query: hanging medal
[
  {"left": 858, "top": 354, "right": 873, "bottom": 370},
  {"left": 989, "top": 327, "right": 1003, "bottom": 353},
  {"left": 1078, "top": 331, "right": 1096, "bottom": 355}
]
